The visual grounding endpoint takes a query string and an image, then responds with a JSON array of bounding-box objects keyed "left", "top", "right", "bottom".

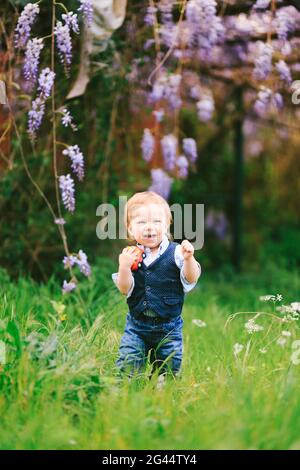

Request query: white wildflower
[
  {"left": 282, "top": 330, "right": 291, "bottom": 337},
  {"left": 245, "top": 318, "right": 264, "bottom": 334},
  {"left": 291, "top": 302, "right": 300, "bottom": 312},
  {"left": 259, "top": 347, "right": 268, "bottom": 354},
  {"left": 277, "top": 337, "right": 287, "bottom": 347},
  {"left": 233, "top": 343, "right": 244, "bottom": 356},
  {"left": 192, "top": 319, "right": 206, "bottom": 328}
]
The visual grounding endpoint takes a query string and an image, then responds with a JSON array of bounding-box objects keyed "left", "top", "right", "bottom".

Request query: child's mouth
[{"left": 143, "top": 234, "right": 156, "bottom": 239}]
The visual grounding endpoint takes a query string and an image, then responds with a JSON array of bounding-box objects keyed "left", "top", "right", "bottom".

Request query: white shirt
[{"left": 111, "top": 234, "right": 201, "bottom": 298}]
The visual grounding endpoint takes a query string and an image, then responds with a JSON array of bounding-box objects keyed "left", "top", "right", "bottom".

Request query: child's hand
[
  {"left": 119, "top": 246, "right": 140, "bottom": 269},
  {"left": 181, "top": 239, "right": 194, "bottom": 260}
]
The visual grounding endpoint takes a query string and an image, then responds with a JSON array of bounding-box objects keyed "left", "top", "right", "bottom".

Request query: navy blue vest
[{"left": 127, "top": 241, "right": 185, "bottom": 320}]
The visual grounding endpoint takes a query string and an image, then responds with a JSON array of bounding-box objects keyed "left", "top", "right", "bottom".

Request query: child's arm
[
  {"left": 181, "top": 240, "right": 201, "bottom": 284},
  {"left": 115, "top": 246, "right": 139, "bottom": 296}
]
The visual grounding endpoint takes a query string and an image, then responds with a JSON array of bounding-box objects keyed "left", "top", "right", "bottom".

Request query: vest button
[
  {"left": 146, "top": 286, "right": 150, "bottom": 291},
  {"left": 143, "top": 301, "right": 147, "bottom": 305}
]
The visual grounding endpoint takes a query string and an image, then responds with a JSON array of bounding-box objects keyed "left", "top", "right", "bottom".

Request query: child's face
[{"left": 128, "top": 203, "right": 168, "bottom": 248}]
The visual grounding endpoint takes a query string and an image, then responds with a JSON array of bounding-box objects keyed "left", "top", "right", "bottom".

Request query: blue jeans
[{"left": 116, "top": 312, "right": 183, "bottom": 378}]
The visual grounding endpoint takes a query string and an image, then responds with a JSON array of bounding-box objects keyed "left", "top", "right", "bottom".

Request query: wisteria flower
[
  {"left": 62, "top": 145, "right": 85, "bottom": 181},
  {"left": 23, "top": 38, "right": 44, "bottom": 83},
  {"left": 54, "top": 21, "right": 72, "bottom": 69},
  {"left": 63, "top": 254, "right": 78, "bottom": 269},
  {"left": 141, "top": 129, "right": 155, "bottom": 163},
  {"left": 176, "top": 155, "right": 189, "bottom": 178},
  {"left": 59, "top": 174, "right": 75, "bottom": 213},
  {"left": 186, "top": 0, "right": 224, "bottom": 55},
  {"left": 62, "top": 12, "right": 80, "bottom": 34},
  {"left": 183, "top": 138, "right": 198, "bottom": 163},
  {"left": 196, "top": 93, "right": 215, "bottom": 122},
  {"left": 77, "top": 249, "right": 91, "bottom": 277},
  {"left": 28, "top": 96, "right": 46, "bottom": 138},
  {"left": 61, "top": 108, "right": 78, "bottom": 131},
  {"left": 275, "top": 7, "right": 296, "bottom": 42},
  {"left": 62, "top": 280, "right": 77, "bottom": 293},
  {"left": 276, "top": 60, "right": 292, "bottom": 86},
  {"left": 37, "top": 67, "right": 55, "bottom": 99},
  {"left": 148, "top": 168, "right": 173, "bottom": 201},
  {"left": 254, "top": 87, "right": 283, "bottom": 117},
  {"left": 78, "top": 0, "right": 93, "bottom": 27},
  {"left": 14, "top": 2, "right": 40, "bottom": 48},
  {"left": 253, "top": 43, "right": 273, "bottom": 81},
  {"left": 54, "top": 217, "right": 66, "bottom": 225},
  {"left": 144, "top": 5, "right": 157, "bottom": 26},
  {"left": 253, "top": 0, "right": 271, "bottom": 10},
  {"left": 161, "top": 134, "right": 177, "bottom": 171}
]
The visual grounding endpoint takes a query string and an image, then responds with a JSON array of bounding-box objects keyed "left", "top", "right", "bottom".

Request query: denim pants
[{"left": 116, "top": 312, "right": 183, "bottom": 378}]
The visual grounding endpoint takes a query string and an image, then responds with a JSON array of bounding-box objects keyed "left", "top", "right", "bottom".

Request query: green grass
[{"left": 0, "top": 262, "right": 300, "bottom": 450}]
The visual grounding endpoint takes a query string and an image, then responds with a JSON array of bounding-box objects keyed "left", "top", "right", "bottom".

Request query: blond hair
[{"left": 124, "top": 191, "right": 173, "bottom": 243}]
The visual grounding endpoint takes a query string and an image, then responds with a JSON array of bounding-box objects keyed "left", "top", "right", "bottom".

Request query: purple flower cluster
[
  {"left": 183, "top": 138, "right": 198, "bottom": 163},
  {"left": 62, "top": 12, "right": 80, "bottom": 34},
  {"left": 54, "top": 21, "right": 73, "bottom": 70},
  {"left": 61, "top": 108, "right": 78, "bottom": 131},
  {"left": 196, "top": 93, "right": 215, "bottom": 122},
  {"left": 161, "top": 134, "right": 177, "bottom": 171},
  {"left": 27, "top": 67, "right": 55, "bottom": 138},
  {"left": 141, "top": 129, "right": 155, "bottom": 163},
  {"left": 28, "top": 97, "right": 46, "bottom": 137},
  {"left": 23, "top": 38, "right": 44, "bottom": 84},
  {"left": 14, "top": 2, "right": 40, "bottom": 48},
  {"left": 158, "top": 0, "right": 174, "bottom": 25},
  {"left": 176, "top": 155, "right": 189, "bottom": 179},
  {"left": 62, "top": 280, "right": 77, "bottom": 293},
  {"left": 253, "top": 43, "right": 273, "bottom": 81},
  {"left": 37, "top": 67, "right": 55, "bottom": 99},
  {"left": 59, "top": 174, "right": 76, "bottom": 213},
  {"left": 149, "top": 73, "right": 182, "bottom": 110},
  {"left": 144, "top": 5, "right": 157, "bottom": 26},
  {"left": 77, "top": 249, "right": 91, "bottom": 277},
  {"left": 275, "top": 8, "right": 296, "bottom": 42},
  {"left": 205, "top": 210, "right": 228, "bottom": 240},
  {"left": 63, "top": 254, "right": 78, "bottom": 269},
  {"left": 254, "top": 87, "right": 283, "bottom": 116},
  {"left": 276, "top": 60, "right": 292, "bottom": 85},
  {"left": 62, "top": 145, "right": 85, "bottom": 181},
  {"left": 253, "top": 0, "right": 271, "bottom": 10},
  {"left": 78, "top": 0, "right": 94, "bottom": 27},
  {"left": 63, "top": 251, "right": 91, "bottom": 277},
  {"left": 148, "top": 168, "right": 174, "bottom": 201},
  {"left": 186, "top": 0, "right": 224, "bottom": 56}
]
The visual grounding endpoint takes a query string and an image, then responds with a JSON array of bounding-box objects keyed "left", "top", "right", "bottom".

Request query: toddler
[{"left": 112, "top": 191, "right": 201, "bottom": 379}]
